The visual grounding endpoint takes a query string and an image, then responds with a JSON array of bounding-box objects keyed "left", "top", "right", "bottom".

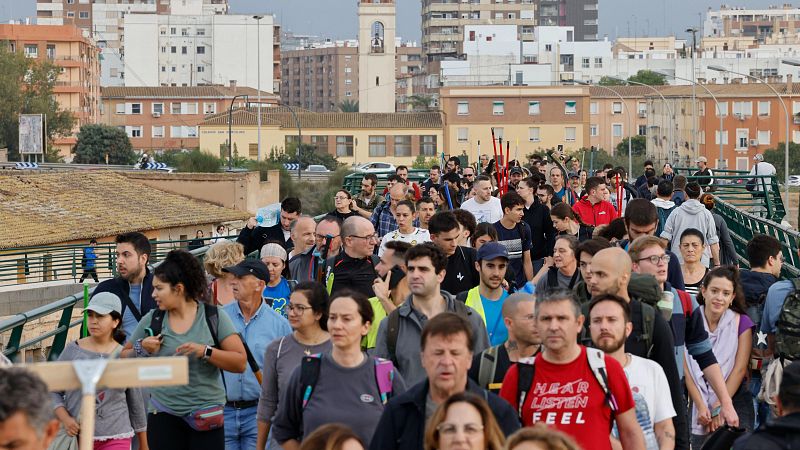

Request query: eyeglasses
[
  {"left": 334, "top": 196, "right": 349, "bottom": 201},
  {"left": 287, "top": 303, "right": 312, "bottom": 314},
  {"left": 437, "top": 422, "right": 484, "bottom": 437},
  {"left": 349, "top": 234, "right": 380, "bottom": 243},
  {"left": 463, "top": 173, "right": 475, "bottom": 178},
  {"left": 315, "top": 233, "right": 339, "bottom": 241},
  {"left": 637, "top": 254, "right": 671, "bottom": 265}
]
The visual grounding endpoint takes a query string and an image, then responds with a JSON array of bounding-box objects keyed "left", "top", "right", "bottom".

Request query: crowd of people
[{"left": 2, "top": 153, "right": 799, "bottom": 450}]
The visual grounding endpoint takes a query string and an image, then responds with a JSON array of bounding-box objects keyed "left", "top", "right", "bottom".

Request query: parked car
[
  {"left": 788, "top": 175, "right": 800, "bottom": 187},
  {"left": 354, "top": 162, "right": 395, "bottom": 173},
  {"left": 306, "top": 164, "right": 330, "bottom": 173}
]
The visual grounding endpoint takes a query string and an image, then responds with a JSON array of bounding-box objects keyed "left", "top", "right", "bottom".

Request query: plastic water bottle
[{"left": 657, "top": 290, "right": 674, "bottom": 321}]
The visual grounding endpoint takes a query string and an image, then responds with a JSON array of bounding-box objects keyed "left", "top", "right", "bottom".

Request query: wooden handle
[{"left": 79, "top": 394, "right": 95, "bottom": 450}]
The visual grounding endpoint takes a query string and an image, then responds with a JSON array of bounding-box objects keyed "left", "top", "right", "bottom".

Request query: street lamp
[
  {"left": 253, "top": 15, "right": 264, "bottom": 162},
  {"left": 227, "top": 94, "right": 248, "bottom": 171},
  {"left": 687, "top": 28, "right": 699, "bottom": 157},
  {"left": 654, "top": 70, "right": 725, "bottom": 170},
  {"left": 608, "top": 76, "right": 674, "bottom": 163},
  {"left": 709, "top": 64, "right": 790, "bottom": 202},
  {"left": 575, "top": 80, "right": 632, "bottom": 177}
]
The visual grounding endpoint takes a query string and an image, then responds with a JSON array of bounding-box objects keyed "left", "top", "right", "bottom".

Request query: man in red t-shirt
[
  {"left": 572, "top": 176, "right": 616, "bottom": 226},
  {"left": 499, "top": 289, "right": 646, "bottom": 450}
]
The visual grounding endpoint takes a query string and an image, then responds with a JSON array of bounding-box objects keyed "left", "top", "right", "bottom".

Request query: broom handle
[{"left": 79, "top": 394, "right": 95, "bottom": 450}]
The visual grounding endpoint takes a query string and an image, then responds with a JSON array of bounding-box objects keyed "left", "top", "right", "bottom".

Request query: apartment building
[
  {"left": 0, "top": 24, "right": 101, "bottom": 157},
  {"left": 588, "top": 86, "right": 657, "bottom": 154},
  {"left": 199, "top": 108, "right": 443, "bottom": 166},
  {"left": 100, "top": 85, "right": 277, "bottom": 154},
  {"left": 123, "top": 14, "right": 279, "bottom": 93},
  {"left": 704, "top": 4, "right": 800, "bottom": 43},
  {"left": 536, "top": 0, "right": 598, "bottom": 41},
  {"left": 440, "top": 85, "right": 591, "bottom": 163},
  {"left": 36, "top": 0, "right": 229, "bottom": 86}
]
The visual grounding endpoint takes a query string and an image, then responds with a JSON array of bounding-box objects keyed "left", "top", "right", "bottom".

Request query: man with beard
[
  {"left": 238, "top": 197, "right": 301, "bottom": 254},
  {"left": 352, "top": 173, "right": 384, "bottom": 218},
  {"left": 288, "top": 215, "right": 342, "bottom": 283},
  {"left": 589, "top": 294, "right": 676, "bottom": 450},
  {"left": 469, "top": 293, "right": 540, "bottom": 393},
  {"left": 457, "top": 242, "right": 511, "bottom": 345},
  {"left": 92, "top": 232, "right": 154, "bottom": 339}
]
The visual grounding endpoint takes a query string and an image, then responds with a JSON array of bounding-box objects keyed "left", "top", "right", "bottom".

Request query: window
[
  {"left": 310, "top": 136, "right": 328, "bottom": 153},
  {"left": 612, "top": 123, "right": 623, "bottom": 137},
  {"left": 528, "top": 101, "right": 540, "bottom": 115},
  {"left": 457, "top": 128, "right": 468, "bottom": 142},
  {"left": 565, "top": 127, "right": 576, "bottom": 142},
  {"left": 581, "top": 57, "right": 590, "bottom": 69},
  {"left": 420, "top": 135, "right": 437, "bottom": 156},
  {"left": 638, "top": 102, "right": 647, "bottom": 115},
  {"left": 203, "top": 103, "right": 216, "bottom": 114},
  {"left": 345, "top": 79, "right": 352, "bottom": 85},
  {"left": 336, "top": 136, "right": 354, "bottom": 156},
  {"left": 24, "top": 44, "right": 37, "bottom": 58},
  {"left": 733, "top": 101, "right": 753, "bottom": 117},
  {"left": 125, "top": 126, "right": 142, "bottom": 138},
  {"left": 492, "top": 101, "right": 504, "bottom": 115},
  {"left": 638, "top": 125, "right": 646, "bottom": 135},
  {"left": 115, "top": 103, "right": 125, "bottom": 114},
  {"left": 181, "top": 28, "right": 188, "bottom": 36},
  {"left": 345, "top": 91, "right": 352, "bottom": 97},
  {"left": 758, "top": 130, "right": 770, "bottom": 145},
  {"left": 758, "top": 101, "right": 770, "bottom": 116},
  {"left": 197, "top": 28, "right": 205, "bottom": 36},
  {"left": 715, "top": 130, "right": 729, "bottom": 145},
  {"left": 736, "top": 157, "right": 749, "bottom": 171},
  {"left": 197, "top": 66, "right": 204, "bottom": 73},
  {"left": 197, "top": 46, "right": 205, "bottom": 54},
  {"left": 46, "top": 44, "right": 55, "bottom": 60},
  {"left": 717, "top": 101, "right": 728, "bottom": 117},
  {"left": 590, "top": 124, "right": 598, "bottom": 136},
  {"left": 181, "top": 46, "right": 187, "bottom": 54},
  {"left": 590, "top": 102, "right": 599, "bottom": 115},
  {"left": 394, "top": 136, "right": 412, "bottom": 156},
  {"left": 79, "top": 11, "right": 89, "bottom": 19},
  {"left": 493, "top": 128, "right": 504, "bottom": 140},
  {"left": 594, "top": 57, "right": 603, "bottom": 68},
  {"left": 612, "top": 102, "right": 622, "bottom": 114},
  {"left": 130, "top": 103, "right": 142, "bottom": 114},
  {"left": 736, "top": 129, "right": 749, "bottom": 149},
  {"left": 161, "top": 46, "right": 167, "bottom": 53},
  {"left": 565, "top": 101, "right": 577, "bottom": 115},
  {"left": 369, "top": 136, "right": 386, "bottom": 157},
  {"left": 170, "top": 46, "right": 176, "bottom": 54},
  {"left": 171, "top": 103, "right": 181, "bottom": 114},
  {"left": 248, "top": 143, "right": 258, "bottom": 158},
  {"left": 170, "top": 27, "right": 176, "bottom": 35},
  {"left": 152, "top": 126, "right": 164, "bottom": 138},
  {"left": 457, "top": 101, "right": 469, "bottom": 115},
  {"left": 170, "top": 126, "right": 198, "bottom": 138},
  {"left": 67, "top": 11, "right": 75, "bottom": 17},
  {"left": 529, "top": 127, "right": 540, "bottom": 142}
]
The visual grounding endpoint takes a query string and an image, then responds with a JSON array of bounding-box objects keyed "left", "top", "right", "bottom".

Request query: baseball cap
[
  {"left": 87, "top": 292, "right": 122, "bottom": 315},
  {"left": 754, "top": 154, "right": 764, "bottom": 162},
  {"left": 695, "top": 156, "right": 708, "bottom": 163},
  {"left": 568, "top": 171, "right": 580, "bottom": 179},
  {"left": 477, "top": 242, "right": 510, "bottom": 261},
  {"left": 260, "top": 243, "right": 287, "bottom": 262},
  {"left": 510, "top": 167, "right": 524, "bottom": 175},
  {"left": 223, "top": 260, "right": 270, "bottom": 282}
]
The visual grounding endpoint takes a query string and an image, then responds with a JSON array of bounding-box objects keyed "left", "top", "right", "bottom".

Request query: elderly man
[
  {"left": 289, "top": 215, "right": 342, "bottom": 283},
  {"left": 326, "top": 216, "right": 379, "bottom": 297},
  {"left": 221, "top": 260, "right": 291, "bottom": 450},
  {"left": 0, "top": 367, "right": 60, "bottom": 450},
  {"left": 287, "top": 216, "right": 316, "bottom": 260}
]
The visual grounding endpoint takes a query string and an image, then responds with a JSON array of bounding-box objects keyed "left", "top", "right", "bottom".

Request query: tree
[
  {"left": 72, "top": 124, "right": 136, "bottom": 164},
  {"left": 0, "top": 42, "right": 75, "bottom": 161},
  {"left": 763, "top": 142, "right": 800, "bottom": 180},
  {"left": 338, "top": 100, "right": 359, "bottom": 112},
  {"left": 411, "top": 155, "right": 439, "bottom": 169},
  {"left": 408, "top": 94, "right": 435, "bottom": 111},
  {"left": 272, "top": 143, "right": 340, "bottom": 170},
  {"left": 627, "top": 70, "right": 666, "bottom": 86},
  {"left": 615, "top": 135, "right": 647, "bottom": 157},
  {"left": 598, "top": 76, "right": 625, "bottom": 86}
]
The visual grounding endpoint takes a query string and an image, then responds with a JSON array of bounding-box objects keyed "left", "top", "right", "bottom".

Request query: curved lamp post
[
  {"left": 574, "top": 80, "right": 632, "bottom": 177},
  {"left": 608, "top": 76, "right": 674, "bottom": 164}
]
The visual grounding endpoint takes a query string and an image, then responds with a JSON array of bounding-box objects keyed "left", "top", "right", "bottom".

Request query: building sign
[{"left": 19, "top": 114, "right": 44, "bottom": 155}]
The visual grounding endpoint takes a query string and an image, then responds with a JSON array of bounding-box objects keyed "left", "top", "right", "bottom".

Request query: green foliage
[
  {"left": 598, "top": 76, "right": 625, "bottom": 86},
  {"left": 72, "top": 124, "right": 136, "bottom": 164},
  {"left": 627, "top": 70, "right": 667, "bottom": 86},
  {"left": 274, "top": 143, "right": 341, "bottom": 170},
  {"left": 338, "top": 100, "right": 359, "bottom": 112},
  {"left": 411, "top": 155, "right": 440, "bottom": 169},
  {"left": 615, "top": 135, "right": 648, "bottom": 157},
  {"left": 0, "top": 42, "right": 75, "bottom": 161},
  {"left": 158, "top": 149, "right": 221, "bottom": 173},
  {"left": 763, "top": 142, "right": 800, "bottom": 180},
  {"left": 408, "top": 94, "right": 435, "bottom": 111}
]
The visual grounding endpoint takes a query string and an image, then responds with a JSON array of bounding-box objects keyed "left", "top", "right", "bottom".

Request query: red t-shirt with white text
[{"left": 499, "top": 346, "right": 635, "bottom": 450}]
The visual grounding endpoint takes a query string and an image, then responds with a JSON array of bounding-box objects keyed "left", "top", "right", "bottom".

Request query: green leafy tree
[
  {"left": 408, "top": 94, "right": 435, "bottom": 111},
  {"left": 276, "top": 143, "right": 340, "bottom": 170},
  {"left": 338, "top": 100, "right": 359, "bottom": 112},
  {"left": 615, "top": 135, "right": 648, "bottom": 157},
  {"left": 0, "top": 42, "right": 75, "bottom": 161},
  {"left": 627, "top": 70, "right": 667, "bottom": 86},
  {"left": 598, "top": 76, "right": 625, "bottom": 86},
  {"left": 763, "top": 143, "right": 800, "bottom": 180},
  {"left": 411, "top": 154, "right": 440, "bottom": 169},
  {"left": 72, "top": 124, "right": 136, "bottom": 164}
]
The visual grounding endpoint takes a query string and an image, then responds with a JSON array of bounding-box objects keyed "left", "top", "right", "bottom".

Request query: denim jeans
[
  {"left": 690, "top": 383, "right": 754, "bottom": 449},
  {"left": 749, "top": 373, "right": 773, "bottom": 428},
  {"left": 224, "top": 405, "right": 257, "bottom": 450}
]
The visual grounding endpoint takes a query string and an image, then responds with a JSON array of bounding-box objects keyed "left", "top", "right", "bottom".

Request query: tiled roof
[
  {"left": 101, "top": 86, "right": 277, "bottom": 99},
  {"left": 589, "top": 85, "right": 669, "bottom": 98},
  {"left": 0, "top": 171, "right": 248, "bottom": 249},
  {"left": 200, "top": 109, "right": 444, "bottom": 129},
  {"left": 647, "top": 83, "right": 800, "bottom": 98}
]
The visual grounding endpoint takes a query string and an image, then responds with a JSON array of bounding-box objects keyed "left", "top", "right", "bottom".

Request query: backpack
[
  {"left": 656, "top": 205, "right": 676, "bottom": 237},
  {"left": 514, "top": 348, "right": 618, "bottom": 422},
  {"left": 546, "top": 267, "right": 580, "bottom": 291},
  {"left": 300, "top": 353, "right": 395, "bottom": 408},
  {"left": 477, "top": 345, "right": 501, "bottom": 390},
  {"left": 146, "top": 302, "right": 262, "bottom": 380},
  {"left": 386, "top": 299, "right": 472, "bottom": 364},
  {"left": 775, "top": 278, "right": 800, "bottom": 361}
]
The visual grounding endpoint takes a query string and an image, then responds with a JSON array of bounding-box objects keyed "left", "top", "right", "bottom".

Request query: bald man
[
  {"left": 587, "top": 247, "right": 691, "bottom": 449},
  {"left": 288, "top": 216, "right": 317, "bottom": 259},
  {"left": 326, "top": 216, "right": 379, "bottom": 297}
]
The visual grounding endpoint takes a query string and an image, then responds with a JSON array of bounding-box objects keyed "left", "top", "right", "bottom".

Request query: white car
[
  {"left": 789, "top": 175, "right": 800, "bottom": 187},
  {"left": 354, "top": 162, "right": 396, "bottom": 173},
  {"left": 305, "top": 164, "right": 330, "bottom": 172}
]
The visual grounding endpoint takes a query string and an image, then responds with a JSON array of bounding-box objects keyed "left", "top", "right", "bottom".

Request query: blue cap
[{"left": 477, "top": 242, "right": 509, "bottom": 261}]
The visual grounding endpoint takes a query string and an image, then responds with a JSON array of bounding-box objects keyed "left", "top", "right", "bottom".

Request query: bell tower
[{"left": 358, "top": 0, "right": 396, "bottom": 113}]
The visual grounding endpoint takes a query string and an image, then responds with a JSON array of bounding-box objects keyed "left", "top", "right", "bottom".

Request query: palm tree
[{"left": 338, "top": 100, "right": 359, "bottom": 112}]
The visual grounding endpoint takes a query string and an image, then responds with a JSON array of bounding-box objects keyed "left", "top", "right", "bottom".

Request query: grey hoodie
[
  {"left": 651, "top": 197, "right": 675, "bottom": 209},
  {"left": 660, "top": 199, "right": 719, "bottom": 266},
  {"left": 374, "top": 291, "right": 489, "bottom": 386}
]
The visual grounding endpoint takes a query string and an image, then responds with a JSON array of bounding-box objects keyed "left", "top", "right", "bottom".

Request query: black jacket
[
  {"left": 237, "top": 223, "right": 291, "bottom": 255},
  {"left": 733, "top": 412, "right": 800, "bottom": 450},
  {"left": 91, "top": 268, "right": 155, "bottom": 323},
  {"left": 326, "top": 250, "right": 378, "bottom": 298},
  {"left": 523, "top": 200, "right": 555, "bottom": 260},
  {"left": 739, "top": 270, "right": 778, "bottom": 307},
  {"left": 369, "top": 378, "right": 520, "bottom": 450}
]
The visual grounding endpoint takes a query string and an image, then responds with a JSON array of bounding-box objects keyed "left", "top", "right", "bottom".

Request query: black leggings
[{"left": 147, "top": 413, "right": 224, "bottom": 450}]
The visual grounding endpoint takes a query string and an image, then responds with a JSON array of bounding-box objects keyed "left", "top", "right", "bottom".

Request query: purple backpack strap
[{"left": 373, "top": 357, "right": 395, "bottom": 405}]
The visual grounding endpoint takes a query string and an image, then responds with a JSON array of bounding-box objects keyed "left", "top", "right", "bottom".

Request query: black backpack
[{"left": 385, "top": 300, "right": 472, "bottom": 364}]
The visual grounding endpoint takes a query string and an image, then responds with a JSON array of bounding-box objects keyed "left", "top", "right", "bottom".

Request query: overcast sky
[{"left": 0, "top": 0, "right": 786, "bottom": 41}]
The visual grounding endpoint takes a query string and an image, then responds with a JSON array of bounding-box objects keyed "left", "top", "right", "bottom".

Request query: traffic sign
[
  {"left": 14, "top": 162, "right": 39, "bottom": 169},
  {"left": 283, "top": 163, "right": 300, "bottom": 170}
]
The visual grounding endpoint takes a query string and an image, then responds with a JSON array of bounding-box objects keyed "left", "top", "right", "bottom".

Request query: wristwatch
[
  {"left": 133, "top": 339, "right": 150, "bottom": 357},
  {"left": 202, "top": 345, "right": 213, "bottom": 361}
]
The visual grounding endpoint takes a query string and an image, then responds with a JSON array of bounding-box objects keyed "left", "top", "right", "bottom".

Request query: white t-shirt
[
  {"left": 749, "top": 162, "right": 777, "bottom": 192},
  {"left": 378, "top": 227, "right": 431, "bottom": 256},
  {"left": 618, "top": 354, "right": 676, "bottom": 450},
  {"left": 461, "top": 197, "right": 503, "bottom": 224}
]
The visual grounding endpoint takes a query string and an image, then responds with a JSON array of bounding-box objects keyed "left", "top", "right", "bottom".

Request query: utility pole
[
  {"left": 687, "top": 27, "right": 698, "bottom": 161},
  {"left": 253, "top": 15, "right": 264, "bottom": 162}
]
